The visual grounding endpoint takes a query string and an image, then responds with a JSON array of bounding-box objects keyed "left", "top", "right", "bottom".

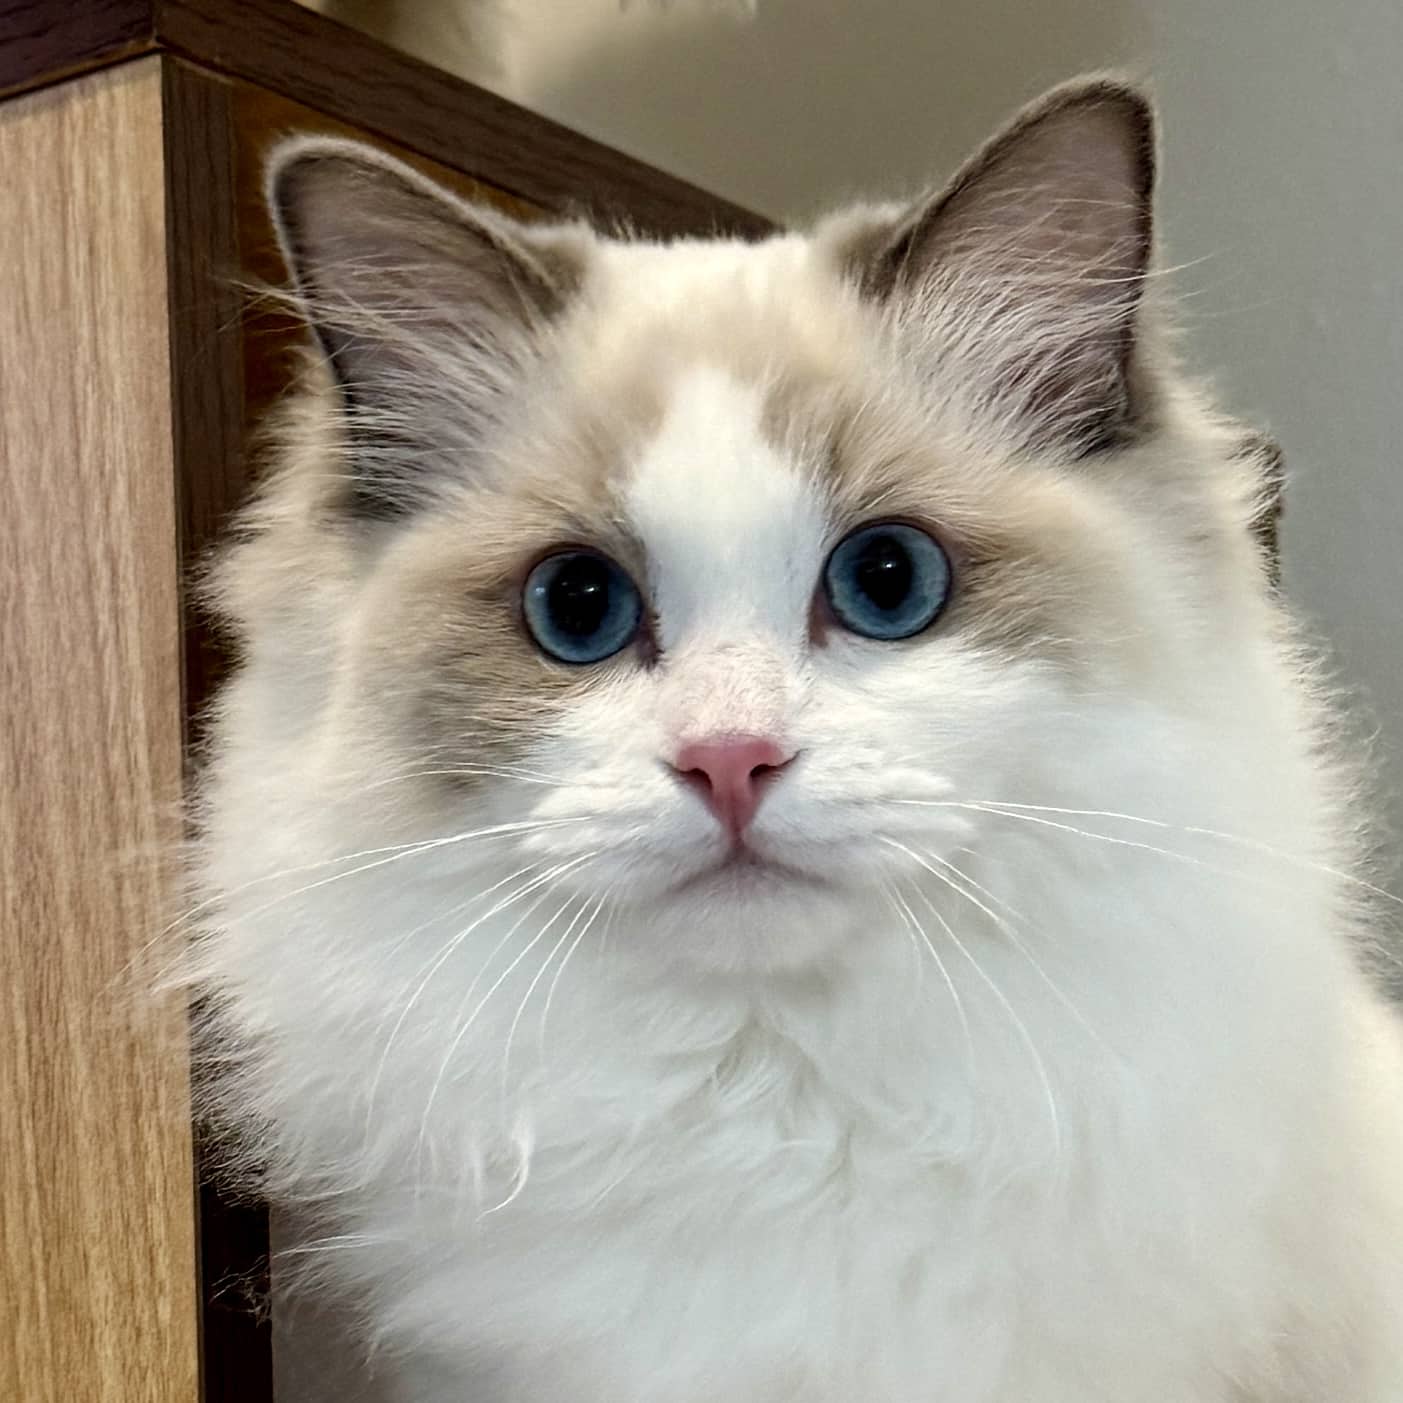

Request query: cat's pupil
[
  {"left": 548, "top": 557, "right": 612, "bottom": 637},
  {"left": 854, "top": 534, "right": 913, "bottom": 612}
]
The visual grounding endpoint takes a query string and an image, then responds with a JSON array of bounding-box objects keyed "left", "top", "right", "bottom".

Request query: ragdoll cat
[{"left": 190, "top": 78, "right": 1403, "bottom": 1402}]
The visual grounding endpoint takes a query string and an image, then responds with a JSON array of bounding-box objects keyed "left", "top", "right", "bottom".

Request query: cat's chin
[{"left": 628, "top": 853, "right": 873, "bottom": 975}]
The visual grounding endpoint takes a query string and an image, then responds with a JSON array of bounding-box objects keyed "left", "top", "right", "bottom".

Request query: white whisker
[
  {"left": 536, "top": 890, "right": 611, "bottom": 1071},
  {"left": 897, "top": 799, "right": 1282, "bottom": 891},
  {"left": 894, "top": 794, "right": 1402, "bottom": 913},
  {"left": 414, "top": 854, "right": 599, "bottom": 1173},
  {"left": 365, "top": 856, "right": 591, "bottom": 1139},
  {"left": 888, "top": 886, "right": 974, "bottom": 1066},
  {"left": 361, "top": 763, "right": 568, "bottom": 791},
  {"left": 962, "top": 799, "right": 1403, "bottom": 911},
  {"left": 359, "top": 861, "right": 549, "bottom": 1142},
  {"left": 882, "top": 884, "right": 930, "bottom": 989},
  {"left": 884, "top": 837, "right": 1062, "bottom": 1165},
  {"left": 499, "top": 892, "right": 597, "bottom": 1099},
  {"left": 191, "top": 816, "right": 591, "bottom": 939},
  {"left": 919, "top": 848, "right": 1112, "bottom": 1058}
]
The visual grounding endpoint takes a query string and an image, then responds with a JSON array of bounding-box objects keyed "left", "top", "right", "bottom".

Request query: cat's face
[
  {"left": 350, "top": 342, "right": 1156, "bottom": 973},
  {"left": 244, "top": 81, "right": 1275, "bottom": 975}
]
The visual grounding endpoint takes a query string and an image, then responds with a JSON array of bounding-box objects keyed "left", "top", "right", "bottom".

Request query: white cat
[{"left": 189, "top": 79, "right": 1403, "bottom": 1401}]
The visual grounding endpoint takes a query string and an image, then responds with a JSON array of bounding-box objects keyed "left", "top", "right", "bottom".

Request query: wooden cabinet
[{"left": 0, "top": 7, "right": 768, "bottom": 1399}]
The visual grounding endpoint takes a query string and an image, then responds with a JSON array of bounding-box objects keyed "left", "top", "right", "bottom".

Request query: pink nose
[{"left": 671, "top": 735, "right": 795, "bottom": 840}]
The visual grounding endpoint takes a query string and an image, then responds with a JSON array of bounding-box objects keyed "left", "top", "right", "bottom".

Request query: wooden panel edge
[
  {"left": 0, "top": 57, "right": 199, "bottom": 1403},
  {"left": 160, "top": 56, "right": 276, "bottom": 1403},
  {"left": 0, "top": 0, "right": 157, "bottom": 102},
  {"left": 153, "top": 0, "right": 774, "bottom": 238}
]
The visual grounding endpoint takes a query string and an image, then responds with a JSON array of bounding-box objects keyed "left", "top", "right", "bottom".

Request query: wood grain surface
[{"left": 0, "top": 59, "right": 199, "bottom": 1403}]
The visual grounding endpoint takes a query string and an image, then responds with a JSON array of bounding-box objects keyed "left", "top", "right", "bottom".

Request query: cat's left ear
[{"left": 843, "top": 77, "right": 1157, "bottom": 455}]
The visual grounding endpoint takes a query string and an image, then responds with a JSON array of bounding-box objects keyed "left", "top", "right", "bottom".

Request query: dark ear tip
[
  {"left": 264, "top": 138, "right": 448, "bottom": 296},
  {"left": 264, "top": 137, "right": 360, "bottom": 257},
  {"left": 265, "top": 137, "right": 358, "bottom": 208},
  {"left": 1000, "top": 76, "right": 1156, "bottom": 206},
  {"left": 264, "top": 137, "right": 425, "bottom": 239},
  {"left": 1034, "top": 73, "right": 1158, "bottom": 176},
  {"left": 1042, "top": 74, "right": 1156, "bottom": 126}
]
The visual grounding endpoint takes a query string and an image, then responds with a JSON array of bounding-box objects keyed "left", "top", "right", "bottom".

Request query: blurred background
[{"left": 303, "top": 0, "right": 1403, "bottom": 879}]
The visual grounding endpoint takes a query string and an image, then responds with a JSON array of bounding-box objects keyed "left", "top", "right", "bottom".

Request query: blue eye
[
  {"left": 823, "top": 522, "right": 952, "bottom": 640},
  {"left": 523, "top": 550, "right": 643, "bottom": 664}
]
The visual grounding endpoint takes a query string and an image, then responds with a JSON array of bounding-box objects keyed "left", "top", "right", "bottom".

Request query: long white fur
[{"left": 188, "top": 103, "right": 1403, "bottom": 1403}]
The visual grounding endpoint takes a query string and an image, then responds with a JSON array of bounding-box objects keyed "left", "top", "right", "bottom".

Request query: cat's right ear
[{"left": 266, "top": 138, "right": 589, "bottom": 517}]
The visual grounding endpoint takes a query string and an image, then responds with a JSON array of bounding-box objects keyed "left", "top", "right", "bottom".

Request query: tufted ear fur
[
  {"left": 845, "top": 78, "right": 1157, "bottom": 455},
  {"left": 267, "top": 138, "right": 590, "bottom": 517},
  {"left": 1235, "top": 430, "right": 1286, "bottom": 585}
]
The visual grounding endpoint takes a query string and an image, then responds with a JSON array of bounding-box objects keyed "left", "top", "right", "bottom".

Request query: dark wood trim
[
  {"left": 0, "top": 0, "right": 154, "bottom": 100},
  {"left": 163, "top": 57, "right": 248, "bottom": 735},
  {"left": 3, "top": 0, "right": 774, "bottom": 238},
  {"left": 155, "top": 0, "right": 772, "bottom": 237},
  {"left": 161, "top": 56, "right": 275, "bottom": 1403}
]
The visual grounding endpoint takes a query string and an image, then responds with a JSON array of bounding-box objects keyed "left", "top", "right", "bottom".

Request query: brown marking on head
[
  {"left": 760, "top": 363, "right": 1155, "bottom": 678},
  {"left": 346, "top": 484, "right": 654, "bottom": 789}
]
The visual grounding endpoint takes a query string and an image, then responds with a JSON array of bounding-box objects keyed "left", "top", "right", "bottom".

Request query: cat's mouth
[{"left": 670, "top": 845, "right": 820, "bottom": 897}]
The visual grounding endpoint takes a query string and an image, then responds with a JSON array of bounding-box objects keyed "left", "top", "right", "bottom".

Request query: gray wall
[{"left": 1147, "top": 0, "right": 1403, "bottom": 878}]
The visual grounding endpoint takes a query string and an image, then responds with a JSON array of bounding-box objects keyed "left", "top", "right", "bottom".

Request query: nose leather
[{"left": 671, "top": 735, "right": 794, "bottom": 839}]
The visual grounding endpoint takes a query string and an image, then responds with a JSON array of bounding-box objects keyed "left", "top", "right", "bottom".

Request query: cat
[{"left": 187, "top": 77, "right": 1403, "bottom": 1402}]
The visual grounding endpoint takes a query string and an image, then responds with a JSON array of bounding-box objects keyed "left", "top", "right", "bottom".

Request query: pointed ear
[
  {"left": 846, "top": 78, "right": 1157, "bottom": 454},
  {"left": 266, "top": 138, "right": 589, "bottom": 516}
]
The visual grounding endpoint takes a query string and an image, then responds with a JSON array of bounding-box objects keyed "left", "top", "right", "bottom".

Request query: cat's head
[{"left": 223, "top": 79, "right": 1282, "bottom": 975}]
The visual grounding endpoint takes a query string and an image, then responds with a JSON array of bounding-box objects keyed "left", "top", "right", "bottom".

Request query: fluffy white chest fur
[
  {"left": 204, "top": 769, "right": 1403, "bottom": 1402},
  {"left": 190, "top": 79, "right": 1403, "bottom": 1402}
]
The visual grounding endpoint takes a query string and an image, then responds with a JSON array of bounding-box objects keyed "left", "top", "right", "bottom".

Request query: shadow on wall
[
  {"left": 301, "top": 0, "right": 509, "bottom": 84},
  {"left": 303, "top": 0, "right": 1139, "bottom": 222},
  {"left": 515, "top": 0, "right": 1139, "bottom": 221}
]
